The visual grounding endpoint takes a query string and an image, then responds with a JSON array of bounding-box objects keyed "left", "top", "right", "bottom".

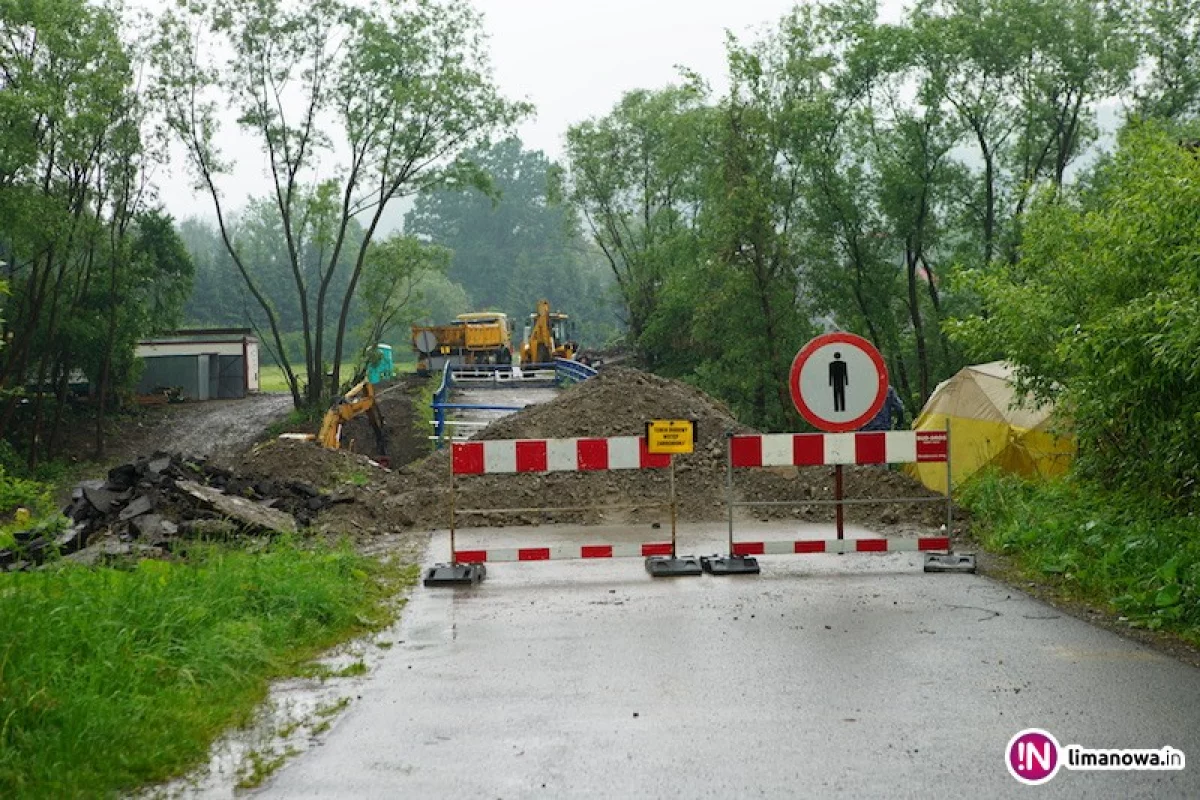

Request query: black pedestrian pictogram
[{"left": 829, "top": 352, "right": 848, "bottom": 412}]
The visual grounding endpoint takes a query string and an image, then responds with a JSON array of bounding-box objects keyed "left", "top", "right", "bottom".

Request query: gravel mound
[{"left": 389, "top": 367, "right": 949, "bottom": 531}]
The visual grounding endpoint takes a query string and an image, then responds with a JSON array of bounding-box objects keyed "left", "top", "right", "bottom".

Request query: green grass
[
  {"left": 0, "top": 540, "right": 417, "bottom": 799},
  {"left": 0, "top": 465, "right": 62, "bottom": 553},
  {"left": 259, "top": 361, "right": 417, "bottom": 394},
  {"left": 961, "top": 471, "right": 1200, "bottom": 642},
  {"left": 337, "top": 467, "right": 372, "bottom": 488},
  {"left": 263, "top": 406, "right": 323, "bottom": 440},
  {"left": 236, "top": 746, "right": 297, "bottom": 789}
]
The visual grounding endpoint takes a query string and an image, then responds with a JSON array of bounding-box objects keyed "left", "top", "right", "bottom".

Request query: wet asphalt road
[{"left": 261, "top": 523, "right": 1200, "bottom": 799}]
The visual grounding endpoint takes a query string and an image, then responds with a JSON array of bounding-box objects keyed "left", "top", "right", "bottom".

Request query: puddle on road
[{"left": 137, "top": 620, "right": 407, "bottom": 798}]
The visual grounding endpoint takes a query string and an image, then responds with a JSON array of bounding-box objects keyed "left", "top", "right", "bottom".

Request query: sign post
[
  {"left": 645, "top": 420, "right": 701, "bottom": 577},
  {"left": 788, "top": 332, "right": 889, "bottom": 540}
]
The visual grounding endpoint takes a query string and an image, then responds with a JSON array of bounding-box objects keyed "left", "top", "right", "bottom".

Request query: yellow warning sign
[{"left": 646, "top": 419, "right": 696, "bottom": 454}]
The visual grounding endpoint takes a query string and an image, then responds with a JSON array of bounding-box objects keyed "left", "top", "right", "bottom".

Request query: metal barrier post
[
  {"left": 701, "top": 433, "right": 762, "bottom": 575},
  {"left": 924, "top": 424, "right": 974, "bottom": 572},
  {"left": 423, "top": 440, "right": 486, "bottom": 586},
  {"left": 835, "top": 465, "right": 845, "bottom": 540},
  {"left": 670, "top": 458, "right": 678, "bottom": 558},
  {"left": 726, "top": 433, "right": 735, "bottom": 555},
  {"left": 945, "top": 425, "right": 953, "bottom": 546}
]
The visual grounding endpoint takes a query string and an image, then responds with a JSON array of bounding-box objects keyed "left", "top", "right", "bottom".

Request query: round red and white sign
[{"left": 789, "top": 332, "right": 888, "bottom": 433}]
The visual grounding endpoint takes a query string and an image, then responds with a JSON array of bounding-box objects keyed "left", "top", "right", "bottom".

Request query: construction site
[{"left": 1, "top": 351, "right": 956, "bottom": 574}]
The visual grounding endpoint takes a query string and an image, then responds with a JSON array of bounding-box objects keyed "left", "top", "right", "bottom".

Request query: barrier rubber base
[
  {"left": 645, "top": 555, "right": 703, "bottom": 577},
  {"left": 424, "top": 562, "right": 487, "bottom": 586},
  {"left": 700, "top": 555, "right": 761, "bottom": 575},
  {"left": 923, "top": 553, "right": 977, "bottom": 574}
]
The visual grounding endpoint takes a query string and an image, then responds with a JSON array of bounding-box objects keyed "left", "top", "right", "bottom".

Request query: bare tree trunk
[
  {"left": 905, "top": 246, "right": 930, "bottom": 402},
  {"left": 47, "top": 354, "right": 70, "bottom": 461},
  {"left": 95, "top": 248, "right": 120, "bottom": 460},
  {"left": 27, "top": 346, "right": 51, "bottom": 472}
]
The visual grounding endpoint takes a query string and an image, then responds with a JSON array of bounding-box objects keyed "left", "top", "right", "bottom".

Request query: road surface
[{"left": 260, "top": 523, "right": 1200, "bottom": 799}]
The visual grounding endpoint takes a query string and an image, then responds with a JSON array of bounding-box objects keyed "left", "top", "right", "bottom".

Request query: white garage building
[{"left": 135, "top": 329, "right": 260, "bottom": 400}]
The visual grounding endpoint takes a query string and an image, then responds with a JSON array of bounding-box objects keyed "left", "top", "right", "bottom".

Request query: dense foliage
[
  {"left": 950, "top": 124, "right": 1200, "bottom": 509},
  {"left": 559, "top": 0, "right": 1192, "bottom": 432},
  {"left": 962, "top": 472, "right": 1200, "bottom": 641},
  {"left": 0, "top": 0, "right": 194, "bottom": 464},
  {"left": 406, "top": 137, "right": 621, "bottom": 348}
]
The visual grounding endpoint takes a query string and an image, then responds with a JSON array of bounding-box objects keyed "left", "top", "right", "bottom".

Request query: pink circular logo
[{"left": 1006, "top": 729, "right": 1062, "bottom": 785}]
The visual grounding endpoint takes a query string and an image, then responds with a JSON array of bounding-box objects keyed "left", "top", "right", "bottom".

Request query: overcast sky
[
  {"left": 486, "top": 0, "right": 800, "bottom": 155},
  {"left": 150, "top": 0, "right": 856, "bottom": 223}
]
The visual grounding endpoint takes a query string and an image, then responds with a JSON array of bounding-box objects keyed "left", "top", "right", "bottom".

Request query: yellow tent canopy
[{"left": 904, "top": 361, "right": 1075, "bottom": 495}]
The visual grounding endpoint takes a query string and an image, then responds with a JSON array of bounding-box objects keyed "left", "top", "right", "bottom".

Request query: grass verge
[
  {"left": 259, "top": 361, "right": 417, "bottom": 394},
  {"left": 960, "top": 471, "right": 1200, "bottom": 643},
  {"left": 0, "top": 540, "right": 417, "bottom": 798}
]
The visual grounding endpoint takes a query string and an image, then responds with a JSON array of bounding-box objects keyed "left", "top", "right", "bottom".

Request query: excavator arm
[
  {"left": 318, "top": 380, "right": 388, "bottom": 457},
  {"left": 522, "top": 299, "right": 557, "bottom": 365}
]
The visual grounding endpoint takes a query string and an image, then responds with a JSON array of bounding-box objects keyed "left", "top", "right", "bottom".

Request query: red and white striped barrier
[
  {"left": 731, "top": 536, "right": 951, "bottom": 556},
  {"left": 452, "top": 436, "right": 671, "bottom": 475},
  {"left": 729, "top": 430, "right": 947, "bottom": 468},
  {"left": 427, "top": 435, "right": 684, "bottom": 584},
  {"left": 455, "top": 542, "right": 674, "bottom": 564}
]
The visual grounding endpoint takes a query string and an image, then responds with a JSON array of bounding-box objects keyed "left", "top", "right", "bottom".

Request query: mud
[
  {"left": 55, "top": 367, "right": 949, "bottom": 545},
  {"left": 119, "top": 395, "right": 294, "bottom": 463},
  {"left": 336, "top": 376, "right": 429, "bottom": 467}
]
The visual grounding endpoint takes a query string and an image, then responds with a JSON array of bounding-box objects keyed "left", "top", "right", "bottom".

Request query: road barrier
[
  {"left": 424, "top": 435, "right": 695, "bottom": 585},
  {"left": 706, "top": 429, "right": 973, "bottom": 575}
]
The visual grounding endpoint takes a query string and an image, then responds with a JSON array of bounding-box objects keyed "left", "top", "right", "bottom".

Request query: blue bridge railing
[{"left": 430, "top": 359, "right": 599, "bottom": 448}]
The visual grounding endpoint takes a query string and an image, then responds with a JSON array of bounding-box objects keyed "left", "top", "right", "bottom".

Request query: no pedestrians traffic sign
[{"left": 789, "top": 332, "right": 888, "bottom": 433}]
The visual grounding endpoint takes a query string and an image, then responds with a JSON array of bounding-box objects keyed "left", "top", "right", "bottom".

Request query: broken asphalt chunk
[
  {"left": 176, "top": 480, "right": 298, "bottom": 535},
  {"left": 118, "top": 495, "right": 155, "bottom": 521}
]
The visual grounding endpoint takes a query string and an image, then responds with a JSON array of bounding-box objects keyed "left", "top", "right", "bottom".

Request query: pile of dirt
[
  {"left": 387, "top": 367, "right": 950, "bottom": 531},
  {"left": 232, "top": 438, "right": 414, "bottom": 538},
  {"left": 232, "top": 438, "right": 376, "bottom": 490}
]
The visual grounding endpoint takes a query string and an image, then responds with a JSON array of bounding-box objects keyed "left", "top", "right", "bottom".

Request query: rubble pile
[{"left": 0, "top": 453, "right": 355, "bottom": 571}]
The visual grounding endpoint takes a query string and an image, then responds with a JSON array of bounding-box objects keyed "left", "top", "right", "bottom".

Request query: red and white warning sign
[{"left": 789, "top": 332, "right": 888, "bottom": 433}]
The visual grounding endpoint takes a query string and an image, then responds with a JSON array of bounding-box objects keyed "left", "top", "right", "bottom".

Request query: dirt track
[{"left": 106, "top": 394, "right": 294, "bottom": 464}]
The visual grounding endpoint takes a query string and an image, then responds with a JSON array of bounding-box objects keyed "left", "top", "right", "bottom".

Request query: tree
[
  {"left": 406, "top": 137, "right": 619, "bottom": 345},
  {"left": 152, "top": 0, "right": 529, "bottom": 409},
  {"left": 564, "top": 85, "right": 712, "bottom": 357},
  {"left": 352, "top": 234, "right": 451, "bottom": 378},
  {"left": 1133, "top": 0, "right": 1200, "bottom": 122},
  {"left": 947, "top": 124, "right": 1200, "bottom": 507},
  {"left": 0, "top": 0, "right": 185, "bottom": 463}
]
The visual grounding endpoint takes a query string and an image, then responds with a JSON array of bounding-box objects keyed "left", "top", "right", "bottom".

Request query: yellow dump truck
[{"left": 411, "top": 312, "right": 513, "bottom": 374}]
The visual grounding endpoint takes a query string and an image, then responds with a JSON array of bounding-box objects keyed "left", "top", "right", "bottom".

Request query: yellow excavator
[
  {"left": 520, "top": 300, "right": 577, "bottom": 364},
  {"left": 317, "top": 380, "right": 389, "bottom": 463}
]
